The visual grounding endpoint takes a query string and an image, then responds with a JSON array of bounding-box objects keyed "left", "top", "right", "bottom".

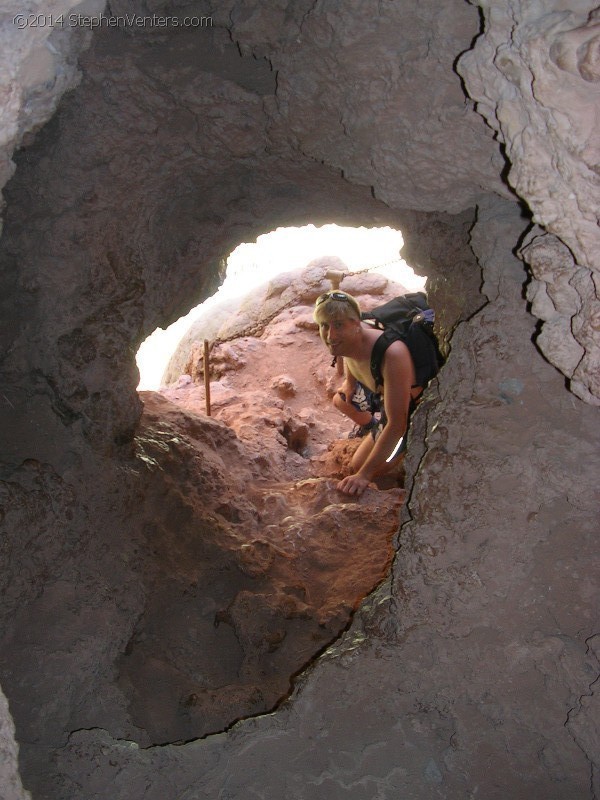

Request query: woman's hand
[{"left": 337, "top": 473, "right": 371, "bottom": 497}]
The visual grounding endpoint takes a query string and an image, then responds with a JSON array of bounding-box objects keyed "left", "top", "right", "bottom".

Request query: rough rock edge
[
  {"left": 522, "top": 230, "right": 600, "bottom": 406},
  {"left": 458, "top": 0, "right": 600, "bottom": 405},
  {"left": 0, "top": 0, "right": 104, "bottom": 219},
  {"left": 0, "top": 684, "right": 31, "bottom": 800}
]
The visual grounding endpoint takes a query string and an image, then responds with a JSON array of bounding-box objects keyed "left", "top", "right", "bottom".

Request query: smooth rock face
[{"left": 0, "top": 1, "right": 598, "bottom": 799}]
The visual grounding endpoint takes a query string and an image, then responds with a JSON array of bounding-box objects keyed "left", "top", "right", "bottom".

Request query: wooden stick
[
  {"left": 325, "top": 269, "right": 344, "bottom": 289},
  {"left": 203, "top": 339, "right": 211, "bottom": 417}
]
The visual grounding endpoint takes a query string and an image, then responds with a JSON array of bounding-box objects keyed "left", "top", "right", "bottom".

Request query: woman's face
[{"left": 317, "top": 315, "right": 360, "bottom": 356}]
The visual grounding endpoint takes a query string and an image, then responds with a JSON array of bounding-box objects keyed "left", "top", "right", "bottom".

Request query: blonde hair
[{"left": 313, "top": 291, "right": 361, "bottom": 323}]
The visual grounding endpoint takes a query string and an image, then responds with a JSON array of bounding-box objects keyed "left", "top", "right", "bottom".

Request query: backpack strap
[
  {"left": 370, "top": 328, "right": 428, "bottom": 392},
  {"left": 370, "top": 329, "right": 399, "bottom": 390}
]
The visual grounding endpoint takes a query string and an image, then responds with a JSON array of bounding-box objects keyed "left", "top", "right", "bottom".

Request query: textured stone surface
[
  {"left": 393, "top": 198, "right": 599, "bottom": 790},
  {"left": 0, "top": 21, "right": 404, "bottom": 471},
  {"left": 0, "top": 685, "right": 31, "bottom": 800},
  {"left": 0, "top": 396, "right": 402, "bottom": 785},
  {"left": 1, "top": 0, "right": 599, "bottom": 408},
  {"left": 0, "top": 275, "right": 409, "bottom": 788},
  {"left": 0, "top": 0, "right": 103, "bottom": 212},
  {"left": 459, "top": 0, "right": 600, "bottom": 403},
  {"left": 522, "top": 230, "right": 600, "bottom": 404},
  {"left": 227, "top": 0, "right": 509, "bottom": 213},
  {"left": 120, "top": 392, "right": 404, "bottom": 746}
]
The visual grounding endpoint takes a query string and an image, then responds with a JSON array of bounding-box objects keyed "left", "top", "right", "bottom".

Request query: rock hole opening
[{"left": 122, "top": 224, "right": 429, "bottom": 746}]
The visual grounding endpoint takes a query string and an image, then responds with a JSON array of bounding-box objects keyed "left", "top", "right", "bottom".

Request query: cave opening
[
  {"left": 0, "top": 65, "right": 481, "bottom": 757},
  {"left": 122, "top": 222, "right": 431, "bottom": 746},
  {"left": 0, "top": 23, "right": 484, "bottom": 760},
  {"left": 135, "top": 223, "right": 425, "bottom": 391},
  {"left": 0, "top": 0, "right": 492, "bottom": 775}
]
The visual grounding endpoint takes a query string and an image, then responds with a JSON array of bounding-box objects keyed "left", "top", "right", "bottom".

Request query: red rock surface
[
  {"left": 161, "top": 267, "right": 410, "bottom": 481},
  {"left": 120, "top": 271, "right": 408, "bottom": 743}
]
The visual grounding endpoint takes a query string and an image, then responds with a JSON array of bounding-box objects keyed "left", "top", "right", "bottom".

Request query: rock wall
[
  {"left": 458, "top": 0, "right": 600, "bottom": 403},
  {"left": 0, "top": 20, "right": 403, "bottom": 471},
  {"left": 522, "top": 229, "right": 600, "bottom": 404},
  {"left": 223, "top": 0, "right": 510, "bottom": 213},
  {"left": 0, "top": 272, "right": 407, "bottom": 793},
  {"left": 0, "top": 0, "right": 104, "bottom": 216},
  {"left": 0, "top": 686, "right": 30, "bottom": 800},
  {"left": 394, "top": 196, "right": 599, "bottom": 796},
  {"left": 1, "top": 1, "right": 599, "bottom": 411}
]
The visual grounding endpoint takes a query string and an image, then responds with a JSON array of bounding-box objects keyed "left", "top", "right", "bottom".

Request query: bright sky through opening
[{"left": 136, "top": 224, "right": 426, "bottom": 390}]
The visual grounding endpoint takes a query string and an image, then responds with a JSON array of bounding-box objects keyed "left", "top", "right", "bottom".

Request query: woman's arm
[
  {"left": 336, "top": 362, "right": 358, "bottom": 398},
  {"left": 337, "top": 340, "right": 413, "bottom": 496}
]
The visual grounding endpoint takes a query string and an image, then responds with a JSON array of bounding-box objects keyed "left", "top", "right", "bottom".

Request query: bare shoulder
[
  {"left": 383, "top": 337, "right": 412, "bottom": 363},
  {"left": 382, "top": 338, "right": 416, "bottom": 384}
]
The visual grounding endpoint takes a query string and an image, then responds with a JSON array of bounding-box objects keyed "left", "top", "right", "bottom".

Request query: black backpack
[{"left": 361, "top": 292, "right": 444, "bottom": 390}]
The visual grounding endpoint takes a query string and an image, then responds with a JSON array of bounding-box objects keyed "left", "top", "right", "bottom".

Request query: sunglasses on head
[{"left": 315, "top": 291, "right": 353, "bottom": 307}]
